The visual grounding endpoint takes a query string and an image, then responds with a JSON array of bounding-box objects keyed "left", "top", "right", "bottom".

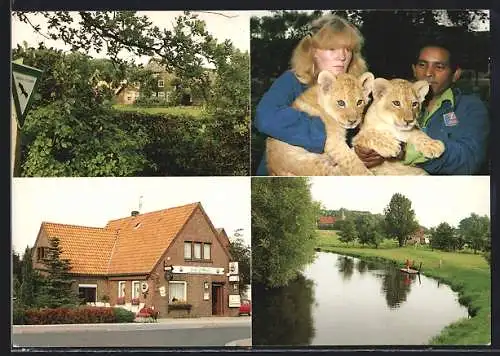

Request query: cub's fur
[
  {"left": 352, "top": 78, "right": 445, "bottom": 176},
  {"left": 266, "top": 71, "right": 374, "bottom": 176}
]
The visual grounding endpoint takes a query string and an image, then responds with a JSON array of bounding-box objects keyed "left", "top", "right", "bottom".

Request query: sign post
[{"left": 11, "top": 61, "right": 43, "bottom": 177}]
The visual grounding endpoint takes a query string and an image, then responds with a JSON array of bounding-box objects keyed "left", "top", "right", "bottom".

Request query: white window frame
[
  {"left": 132, "top": 281, "right": 141, "bottom": 299},
  {"left": 203, "top": 243, "right": 211, "bottom": 260},
  {"left": 158, "top": 79, "right": 164, "bottom": 88},
  {"left": 118, "top": 281, "right": 126, "bottom": 297},
  {"left": 158, "top": 91, "right": 165, "bottom": 98},
  {"left": 193, "top": 242, "right": 202, "bottom": 259},
  {"left": 184, "top": 242, "right": 192, "bottom": 259},
  {"left": 168, "top": 281, "right": 187, "bottom": 303}
]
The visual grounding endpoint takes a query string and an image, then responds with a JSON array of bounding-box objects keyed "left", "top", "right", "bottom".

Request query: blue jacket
[
  {"left": 254, "top": 71, "right": 326, "bottom": 176},
  {"left": 417, "top": 88, "right": 490, "bottom": 175}
]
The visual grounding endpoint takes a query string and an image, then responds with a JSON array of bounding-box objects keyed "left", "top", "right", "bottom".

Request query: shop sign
[
  {"left": 169, "top": 265, "right": 224, "bottom": 275},
  {"left": 228, "top": 294, "right": 241, "bottom": 308}
]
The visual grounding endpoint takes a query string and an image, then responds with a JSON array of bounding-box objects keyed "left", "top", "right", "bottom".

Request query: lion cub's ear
[
  {"left": 358, "top": 72, "right": 375, "bottom": 101},
  {"left": 372, "top": 78, "right": 390, "bottom": 101},
  {"left": 318, "top": 70, "right": 337, "bottom": 93},
  {"left": 412, "top": 80, "right": 430, "bottom": 103}
]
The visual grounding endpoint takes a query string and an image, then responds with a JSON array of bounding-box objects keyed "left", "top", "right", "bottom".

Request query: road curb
[{"left": 225, "top": 338, "right": 252, "bottom": 347}]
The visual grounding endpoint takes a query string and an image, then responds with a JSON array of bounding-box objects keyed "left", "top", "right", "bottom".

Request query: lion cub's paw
[
  {"left": 372, "top": 139, "right": 401, "bottom": 158},
  {"left": 416, "top": 139, "right": 445, "bottom": 158}
]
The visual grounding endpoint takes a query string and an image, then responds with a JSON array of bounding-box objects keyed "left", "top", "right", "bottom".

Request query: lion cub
[
  {"left": 352, "top": 78, "right": 445, "bottom": 175},
  {"left": 266, "top": 71, "right": 374, "bottom": 176}
]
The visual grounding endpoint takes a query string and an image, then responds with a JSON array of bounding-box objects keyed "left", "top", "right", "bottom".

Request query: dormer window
[{"left": 134, "top": 222, "right": 142, "bottom": 229}]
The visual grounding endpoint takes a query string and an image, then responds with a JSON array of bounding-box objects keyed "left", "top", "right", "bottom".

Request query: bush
[
  {"left": 22, "top": 307, "right": 116, "bottom": 324},
  {"left": 13, "top": 304, "right": 27, "bottom": 325},
  {"left": 113, "top": 307, "right": 136, "bottom": 323}
]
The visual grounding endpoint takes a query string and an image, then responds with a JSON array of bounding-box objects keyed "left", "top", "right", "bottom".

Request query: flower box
[{"left": 131, "top": 298, "right": 140, "bottom": 306}]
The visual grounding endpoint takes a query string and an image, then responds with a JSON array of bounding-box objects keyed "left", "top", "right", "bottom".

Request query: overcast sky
[
  {"left": 11, "top": 177, "right": 251, "bottom": 255},
  {"left": 310, "top": 176, "right": 490, "bottom": 228}
]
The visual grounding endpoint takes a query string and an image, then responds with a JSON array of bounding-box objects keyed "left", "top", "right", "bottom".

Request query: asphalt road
[{"left": 12, "top": 317, "right": 251, "bottom": 348}]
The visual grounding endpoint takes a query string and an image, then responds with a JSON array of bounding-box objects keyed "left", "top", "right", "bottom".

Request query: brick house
[
  {"left": 31, "top": 202, "right": 241, "bottom": 318},
  {"left": 317, "top": 216, "right": 336, "bottom": 229},
  {"left": 407, "top": 226, "right": 427, "bottom": 245}
]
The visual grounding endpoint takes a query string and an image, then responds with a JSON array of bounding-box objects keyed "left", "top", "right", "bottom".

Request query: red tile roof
[
  {"left": 318, "top": 216, "right": 336, "bottom": 224},
  {"left": 38, "top": 202, "right": 200, "bottom": 276}
]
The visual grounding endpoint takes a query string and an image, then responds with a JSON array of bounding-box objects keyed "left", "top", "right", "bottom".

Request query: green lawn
[
  {"left": 315, "top": 230, "right": 491, "bottom": 345},
  {"left": 112, "top": 104, "right": 206, "bottom": 118}
]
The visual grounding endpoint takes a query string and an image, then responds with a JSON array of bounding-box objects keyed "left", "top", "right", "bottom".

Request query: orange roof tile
[
  {"left": 105, "top": 202, "right": 198, "bottom": 275},
  {"left": 40, "top": 202, "right": 200, "bottom": 276},
  {"left": 319, "top": 216, "right": 336, "bottom": 224},
  {"left": 41, "top": 223, "right": 117, "bottom": 275}
]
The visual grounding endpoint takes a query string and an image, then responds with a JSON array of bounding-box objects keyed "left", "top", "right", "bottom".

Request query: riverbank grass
[{"left": 316, "top": 230, "right": 490, "bottom": 345}]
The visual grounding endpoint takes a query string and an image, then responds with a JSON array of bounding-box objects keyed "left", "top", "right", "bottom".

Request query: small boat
[
  {"left": 400, "top": 267, "right": 420, "bottom": 274},
  {"left": 400, "top": 262, "right": 422, "bottom": 274}
]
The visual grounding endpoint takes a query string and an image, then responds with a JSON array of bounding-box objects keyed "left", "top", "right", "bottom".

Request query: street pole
[{"left": 11, "top": 97, "right": 21, "bottom": 177}]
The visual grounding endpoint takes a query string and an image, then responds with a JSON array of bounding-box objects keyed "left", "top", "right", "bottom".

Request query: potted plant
[
  {"left": 101, "top": 295, "right": 110, "bottom": 303},
  {"left": 116, "top": 296, "right": 125, "bottom": 305}
]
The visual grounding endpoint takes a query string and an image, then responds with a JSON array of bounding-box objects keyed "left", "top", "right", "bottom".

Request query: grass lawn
[
  {"left": 315, "top": 230, "right": 491, "bottom": 345},
  {"left": 112, "top": 104, "right": 206, "bottom": 118}
]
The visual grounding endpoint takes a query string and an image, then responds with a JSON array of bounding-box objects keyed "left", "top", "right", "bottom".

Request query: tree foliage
[
  {"left": 338, "top": 219, "right": 357, "bottom": 245},
  {"left": 355, "top": 214, "right": 384, "bottom": 248},
  {"left": 251, "top": 177, "right": 318, "bottom": 287},
  {"left": 18, "top": 246, "right": 43, "bottom": 308},
  {"left": 13, "top": 11, "right": 250, "bottom": 176},
  {"left": 383, "top": 193, "right": 419, "bottom": 247},
  {"left": 430, "top": 222, "right": 457, "bottom": 252},
  {"left": 458, "top": 213, "right": 490, "bottom": 254},
  {"left": 228, "top": 237, "right": 251, "bottom": 295},
  {"left": 36, "top": 237, "right": 81, "bottom": 308}
]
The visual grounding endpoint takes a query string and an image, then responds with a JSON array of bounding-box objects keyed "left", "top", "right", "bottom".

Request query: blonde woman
[{"left": 254, "top": 14, "right": 382, "bottom": 175}]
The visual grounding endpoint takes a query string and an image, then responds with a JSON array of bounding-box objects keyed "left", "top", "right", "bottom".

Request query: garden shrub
[{"left": 113, "top": 307, "right": 136, "bottom": 323}]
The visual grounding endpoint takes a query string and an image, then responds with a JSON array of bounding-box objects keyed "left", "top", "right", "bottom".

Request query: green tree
[
  {"left": 383, "top": 193, "right": 419, "bottom": 247},
  {"left": 19, "top": 246, "right": 43, "bottom": 307},
  {"left": 458, "top": 213, "right": 490, "bottom": 254},
  {"left": 430, "top": 222, "right": 456, "bottom": 252},
  {"left": 338, "top": 219, "right": 357, "bottom": 245},
  {"left": 13, "top": 44, "right": 150, "bottom": 176},
  {"left": 36, "top": 237, "right": 81, "bottom": 308},
  {"left": 355, "top": 214, "right": 384, "bottom": 247},
  {"left": 251, "top": 177, "right": 318, "bottom": 287},
  {"left": 228, "top": 236, "right": 251, "bottom": 296}
]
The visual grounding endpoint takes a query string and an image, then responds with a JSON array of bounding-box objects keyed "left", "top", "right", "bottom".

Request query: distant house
[
  {"left": 31, "top": 202, "right": 241, "bottom": 318},
  {"left": 317, "top": 216, "right": 336, "bottom": 230},
  {"left": 114, "top": 82, "right": 141, "bottom": 105},
  {"left": 407, "top": 226, "right": 426, "bottom": 245}
]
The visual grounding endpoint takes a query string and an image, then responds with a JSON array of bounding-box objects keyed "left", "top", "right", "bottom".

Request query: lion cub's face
[
  {"left": 317, "top": 71, "right": 374, "bottom": 129},
  {"left": 372, "top": 78, "right": 430, "bottom": 131}
]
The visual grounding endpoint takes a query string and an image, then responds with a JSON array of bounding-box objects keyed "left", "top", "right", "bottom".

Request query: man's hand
[
  {"left": 354, "top": 143, "right": 407, "bottom": 168},
  {"left": 354, "top": 146, "right": 385, "bottom": 168}
]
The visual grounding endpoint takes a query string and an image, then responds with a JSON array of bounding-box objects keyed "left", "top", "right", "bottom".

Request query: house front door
[{"left": 211, "top": 283, "right": 224, "bottom": 316}]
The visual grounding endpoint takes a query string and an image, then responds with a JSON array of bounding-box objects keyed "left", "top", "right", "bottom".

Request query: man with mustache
[{"left": 357, "top": 42, "right": 490, "bottom": 175}]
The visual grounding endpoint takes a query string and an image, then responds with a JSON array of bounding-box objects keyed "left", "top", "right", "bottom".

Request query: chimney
[{"left": 131, "top": 210, "right": 139, "bottom": 217}]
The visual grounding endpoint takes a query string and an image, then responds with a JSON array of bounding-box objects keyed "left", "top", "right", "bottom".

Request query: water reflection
[
  {"left": 253, "top": 252, "right": 469, "bottom": 345},
  {"left": 356, "top": 259, "right": 368, "bottom": 274},
  {"left": 252, "top": 273, "right": 315, "bottom": 346},
  {"left": 337, "top": 256, "right": 355, "bottom": 281},
  {"left": 379, "top": 267, "right": 414, "bottom": 309}
]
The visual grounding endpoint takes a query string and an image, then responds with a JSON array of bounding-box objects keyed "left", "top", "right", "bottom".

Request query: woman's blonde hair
[{"left": 291, "top": 14, "right": 368, "bottom": 85}]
